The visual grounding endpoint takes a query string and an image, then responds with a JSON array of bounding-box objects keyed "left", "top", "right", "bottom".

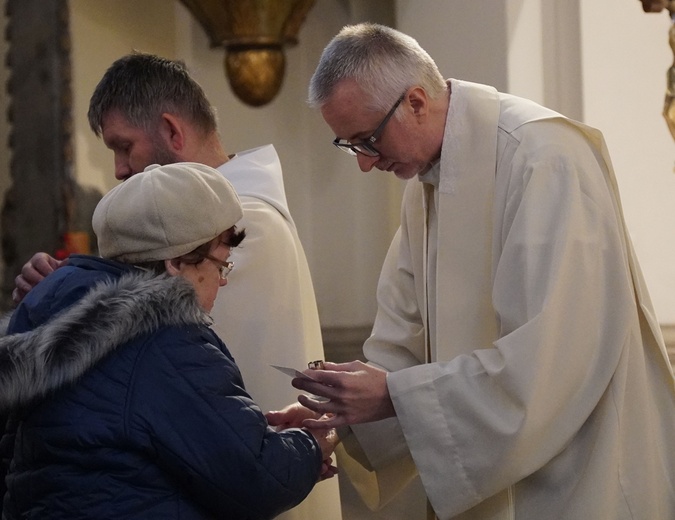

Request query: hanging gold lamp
[
  {"left": 639, "top": 0, "right": 675, "bottom": 140},
  {"left": 179, "top": 0, "right": 315, "bottom": 107}
]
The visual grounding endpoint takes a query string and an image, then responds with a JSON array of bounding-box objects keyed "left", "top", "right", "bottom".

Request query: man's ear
[
  {"left": 164, "top": 258, "right": 182, "bottom": 277},
  {"left": 407, "top": 87, "right": 429, "bottom": 120},
  {"left": 159, "top": 113, "right": 186, "bottom": 152}
]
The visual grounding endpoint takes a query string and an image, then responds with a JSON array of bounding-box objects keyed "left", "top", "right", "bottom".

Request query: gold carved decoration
[
  {"left": 179, "top": 0, "right": 315, "bottom": 107},
  {"left": 639, "top": 0, "right": 675, "bottom": 140}
]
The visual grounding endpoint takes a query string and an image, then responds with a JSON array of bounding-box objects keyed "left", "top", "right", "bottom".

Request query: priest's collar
[{"left": 419, "top": 159, "right": 441, "bottom": 187}]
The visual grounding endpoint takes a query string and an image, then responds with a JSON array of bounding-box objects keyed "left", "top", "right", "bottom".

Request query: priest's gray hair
[{"left": 308, "top": 23, "right": 447, "bottom": 114}]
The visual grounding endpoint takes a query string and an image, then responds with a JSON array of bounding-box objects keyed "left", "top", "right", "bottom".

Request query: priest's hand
[{"left": 292, "top": 360, "right": 396, "bottom": 428}]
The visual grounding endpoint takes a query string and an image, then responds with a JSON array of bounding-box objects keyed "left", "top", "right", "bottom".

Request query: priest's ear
[{"left": 406, "top": 87, "right": 429, "bottom": 120}]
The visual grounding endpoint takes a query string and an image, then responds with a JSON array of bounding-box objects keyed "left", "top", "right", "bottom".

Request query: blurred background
[{"left": 0, "top": 0, "right": 674, "bottom": 371}]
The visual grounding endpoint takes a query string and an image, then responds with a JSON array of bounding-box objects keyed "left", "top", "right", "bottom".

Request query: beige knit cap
[{"left": 93, "top": 162, "right": 242, "bottom": 263}]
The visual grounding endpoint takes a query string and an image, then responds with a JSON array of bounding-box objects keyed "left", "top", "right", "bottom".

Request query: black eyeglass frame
[{"left": 332, "top": 93, "right": 406, "bottom": 157}]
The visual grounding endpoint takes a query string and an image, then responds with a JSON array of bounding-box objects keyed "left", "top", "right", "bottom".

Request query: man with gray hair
[{"left": 270, "top": 22, "right": 675, "bottom": 520}]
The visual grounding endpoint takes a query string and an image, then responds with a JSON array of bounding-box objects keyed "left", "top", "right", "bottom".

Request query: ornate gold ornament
[
  {"left": 639, "top": 0, "right": 675, "bottom": 140},
  {"left": 179, "top": 0, "right": 315, "bottom": 107}
]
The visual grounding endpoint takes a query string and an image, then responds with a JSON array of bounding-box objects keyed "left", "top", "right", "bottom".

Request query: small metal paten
[{"left": 307, "top": 359, "right": 324, "bottom": 370}]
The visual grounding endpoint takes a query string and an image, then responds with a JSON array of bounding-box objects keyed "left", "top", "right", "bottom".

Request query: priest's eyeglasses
[
  {"left": 332, "top": 93, "right": 405, "bottom": 157},
  {"left": 204, "top": 255, "right": 234, "bottom": 280}
]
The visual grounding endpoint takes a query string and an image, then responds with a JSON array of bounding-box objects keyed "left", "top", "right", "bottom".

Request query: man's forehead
[
  {"left": 321, "top": 81, "right": 379, "bottom": 140},
  {"left": 328, "top": 78, "right": 368, "bottom": 106},
  {"left": 101, "top": 110, "right": 133, "bottom": 130},
  {"left": 101, "top": 113, "right": 147, "bottom": 140}
]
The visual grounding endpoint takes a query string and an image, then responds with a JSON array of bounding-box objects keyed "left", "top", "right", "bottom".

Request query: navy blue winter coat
[{"left": 0, "top": 255, "right": 322, "bottom": 519}]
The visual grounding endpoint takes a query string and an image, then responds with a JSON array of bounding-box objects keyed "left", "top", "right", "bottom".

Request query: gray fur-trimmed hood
[{"left": 0, "top": 270, "right": 212, "bottom": 412}]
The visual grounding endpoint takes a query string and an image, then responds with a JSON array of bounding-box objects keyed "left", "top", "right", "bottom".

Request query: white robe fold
[
  {"left": 215, "top": 145, "right": 342, "bottom": 520},
  {"left": 341, "top": 80, "right": 675, "bottom": 520}
]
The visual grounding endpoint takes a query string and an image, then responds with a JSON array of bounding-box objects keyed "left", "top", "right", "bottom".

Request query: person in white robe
[
  {"left": 215, "top": 144, "right": 342, "bottom": 519},
  {"left": 269, "top": 23, "right": 675, "bottom": 520},
  {"left": 9, "top": 53, "right": 342, "bottom": 520}
]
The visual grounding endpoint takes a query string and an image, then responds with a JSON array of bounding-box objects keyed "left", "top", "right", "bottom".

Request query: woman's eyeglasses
[{"left": 204, "top": 255, "right": 234, "bottom": 280}]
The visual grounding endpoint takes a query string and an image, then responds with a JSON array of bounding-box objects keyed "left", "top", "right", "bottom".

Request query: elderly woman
[{"left": 0, "top": 163, "right": 336, "bottom": 519}]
